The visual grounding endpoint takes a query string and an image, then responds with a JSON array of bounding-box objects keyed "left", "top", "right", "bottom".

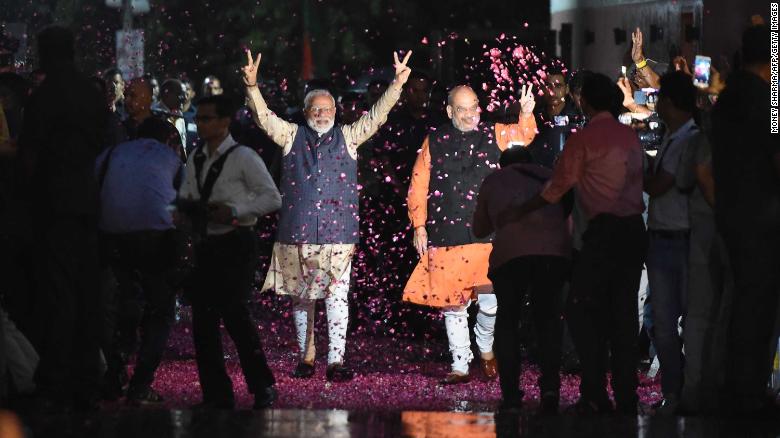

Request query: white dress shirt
[{"left": 179, "top": 134, "right": 281, "bottom": 235}]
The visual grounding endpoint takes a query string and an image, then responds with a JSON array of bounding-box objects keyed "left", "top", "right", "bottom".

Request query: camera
[{"left": 636, "top": 114, "right": 665, "bottom": 151}]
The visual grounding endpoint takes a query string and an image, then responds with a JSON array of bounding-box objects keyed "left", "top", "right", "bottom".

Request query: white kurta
[
  {"left": 262, "top": 243, "right": 355, "bottom": 300},
  {"left": 245, "top": 82, "right": 402, "bottom": 300}
]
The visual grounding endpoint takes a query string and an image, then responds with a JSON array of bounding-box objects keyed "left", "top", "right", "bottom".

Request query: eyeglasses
[
  {"left": 308, "top": 106, "right": 335, "bottom": 114},
  {"left": 454, "top": 105, "right": 480, "bottom": 114}
]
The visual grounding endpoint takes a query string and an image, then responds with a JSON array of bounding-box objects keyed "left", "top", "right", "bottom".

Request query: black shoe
[
  {"left": 291, "top": 361, "right": 315, "bottom": 379},
  {"left": 126, "top": 387, "right": 164, "bottom": 407},
  {"left": 326, "top": 363, "right": 354, "bottom": 382},
  {"left": 539, "top": 392, "right": 559, "bottom": 415},
  {"left": 253, "top": 386, "right": 277, "bottom": 409}
]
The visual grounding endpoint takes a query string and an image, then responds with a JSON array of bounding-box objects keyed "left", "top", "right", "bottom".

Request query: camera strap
[{"left": 193, "top": 144, "right": 241, "bottom": 204}]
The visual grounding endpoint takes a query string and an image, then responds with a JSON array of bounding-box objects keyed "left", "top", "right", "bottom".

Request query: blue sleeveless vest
[{"left": 276, "top": 125, "right": 359, "bottom": 244}]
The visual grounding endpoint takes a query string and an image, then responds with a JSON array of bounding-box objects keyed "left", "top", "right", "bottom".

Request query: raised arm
[
  {"left": 242, "top": 49, "right": 298, "bottom": 154},
  {"left": 342, "top": 51, "right": 412, "bottom": 157},
  {"left": 617, "top": 77, "right": 652, "bottom": 115},
  {"left": 631, "top": 28, "right": 661, "bottom": 89},
  {"left": 495, "top": 84, "right": 538, "bottom": 150}
]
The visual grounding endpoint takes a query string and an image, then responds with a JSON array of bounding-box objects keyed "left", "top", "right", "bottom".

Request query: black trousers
[
  {"left": 99, "top": 263, "right": 142, "bottom": 389},
  {"left": 33, "top": 219, "right": 102, "bottom": 404},
  {"left": 189, "top": 228, "right": 275, "bottom": 404},
  {"left": 490, "top": 255, "right": 569, "bottom": 403},
  {"left": 103, "top": 230, "right": 178, "bottom": 393},
  {"left": 566, "top": 214, "right": 647, "bottom": 410},
  {"left": 720, "top": 225, "right": 780, "bottom": 412}
]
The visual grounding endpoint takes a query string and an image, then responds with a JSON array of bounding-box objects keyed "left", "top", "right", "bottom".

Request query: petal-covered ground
[{"left": 136, "top": 297, "right": 662, "bottom": 412}]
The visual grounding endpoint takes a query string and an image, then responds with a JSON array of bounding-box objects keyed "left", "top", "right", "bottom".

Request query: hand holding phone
[{"left": 693, "top": 55, "right": 711, "bottom": 89}]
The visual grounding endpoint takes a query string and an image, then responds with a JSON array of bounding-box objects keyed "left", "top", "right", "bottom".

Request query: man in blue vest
[{"left": 243, "top": 49, "right": 412, "bottom": 381}]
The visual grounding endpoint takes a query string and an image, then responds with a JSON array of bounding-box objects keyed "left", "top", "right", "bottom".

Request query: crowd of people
[{"left": 0, "top": 19, "right": 777, "bottom": 420}]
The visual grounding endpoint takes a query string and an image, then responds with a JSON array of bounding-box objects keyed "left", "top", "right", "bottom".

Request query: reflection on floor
[
  {"left": 5, "top": 408, "right": 780, "bottom": 438},
  {"left": 125, "top": 318, "right": 663, "bottom": 411},
  {"left": 4, "top": 302, "right": 777, "bottom": 437}
]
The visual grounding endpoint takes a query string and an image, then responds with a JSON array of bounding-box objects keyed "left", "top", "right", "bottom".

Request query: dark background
[{"left": 1, "top": 0, "right": 552, "bottom": 98}]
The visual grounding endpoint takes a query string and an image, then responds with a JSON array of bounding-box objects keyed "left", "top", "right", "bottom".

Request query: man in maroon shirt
[
  {"left": 498, "top": 73, "right": 647, "bottom": 415},
  {"left": 474, "top": 147, "right": 572, "bottom": 414}
]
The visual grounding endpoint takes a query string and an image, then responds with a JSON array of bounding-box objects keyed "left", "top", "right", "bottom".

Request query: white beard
[
  {"left": 307, "top": 118, "right": 335, "bottom": 136},
  {"left": 452, "top": 115, "right": 479, "bottom": 132}
]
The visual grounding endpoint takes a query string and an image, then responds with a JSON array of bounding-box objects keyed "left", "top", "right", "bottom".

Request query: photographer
[{"left": 178, "top": 94, "right": 281, "bottom": 409}]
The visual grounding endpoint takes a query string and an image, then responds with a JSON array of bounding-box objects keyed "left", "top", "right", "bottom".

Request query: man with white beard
[
  {"left": 243, "top": 49, "right": 412, "bottom": 381},
  {"left": 403, "top": 85, "right": 537, "bottom": 384}
]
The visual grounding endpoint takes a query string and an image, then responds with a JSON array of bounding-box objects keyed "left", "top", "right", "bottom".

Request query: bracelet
[
  {"left": 230, "top": 206, "right": 240, "bottom": 226},
  {"left": 635, "top": 59, "right": 648, "bottom": 69},
  {"left": 245, "top": 82, "right": 257, "bottom": 87}
]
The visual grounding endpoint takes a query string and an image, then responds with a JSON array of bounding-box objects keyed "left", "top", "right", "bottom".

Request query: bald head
[
  {"left": 160, "top": 79, "right": 185, "bottom": 111},
  {"left": 446, "top": 85, "right": 481, "bottom": 132},
  {"left": 125, "top": 78, "right": 153, "bottom": 121},
  {"left": 447, "top": 85, "right": 476, "bottom": 106}
]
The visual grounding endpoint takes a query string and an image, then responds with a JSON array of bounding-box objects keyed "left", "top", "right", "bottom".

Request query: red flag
[{"left": 301, "top": 32, "right": 313, "bottom": 81}]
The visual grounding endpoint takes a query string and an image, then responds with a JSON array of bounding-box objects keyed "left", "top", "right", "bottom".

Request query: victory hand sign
[
  {"left": 393, "top": 50, "right": 413, "bottom": 87},
  {"left": 519, "top": 83, "right": 535, "bottom": 114},
  {"left": 242, "top": 49, "right": 261, "bottom": 87}
]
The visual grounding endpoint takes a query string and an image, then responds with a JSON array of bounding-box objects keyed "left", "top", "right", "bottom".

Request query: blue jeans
[{"left": 646, "top": 231, "right": 689, "bottom": 398}]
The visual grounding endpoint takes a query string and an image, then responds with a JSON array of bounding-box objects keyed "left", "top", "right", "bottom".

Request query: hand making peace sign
[
  {"left": 243, "top": 48, "right": 413, "bottom": 88},
  {"left": 242, "top": 49, "right": 261, "bottom": 87},
  {"left": 393, "top": 50, "right": 413, "bottom": 86},
  {"left": 519, "top": 83, "right": 535, "bottom": 115}
]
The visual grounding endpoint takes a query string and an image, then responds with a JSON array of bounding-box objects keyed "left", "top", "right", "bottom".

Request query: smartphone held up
[{"left": 693, "top": 55, "right": 711, "bottom": 89}]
